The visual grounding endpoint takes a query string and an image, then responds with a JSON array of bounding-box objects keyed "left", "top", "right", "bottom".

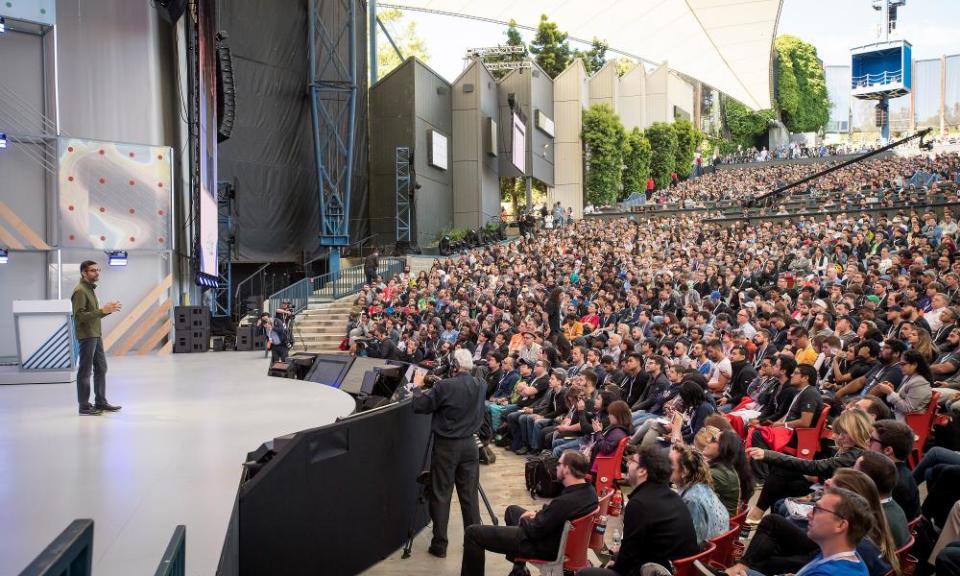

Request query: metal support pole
[
  {"left": 525, "top": 176, "right": 532, "bottom": 210},
  {"left": 880, "top": 95, "right": 890, "bottom": 141},
  {"left": 369, "top": 0, "right": 377, "bottom": 82}
]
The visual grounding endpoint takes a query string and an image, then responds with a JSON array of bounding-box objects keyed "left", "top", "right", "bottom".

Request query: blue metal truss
[{"left": 309, "top": 0, "right": 358, "bottom": 273}]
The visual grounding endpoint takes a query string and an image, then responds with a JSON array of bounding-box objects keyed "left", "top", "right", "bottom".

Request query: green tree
[
  {"left": 722, "top": 95, "right": 775, "bottom": 149},
  {"left": 582, "top": 104, "right": 625, "bottom": 206},
  {"left": 376, "top": 8, "right": 429, "bottom": 80},
  {"left": 528, "top": 14, "right": 572, "bottom": 78},
  {"left": 774, "top": 35, "right": 829, "bottom": 133},
  {"left": 645, "top": 122, "right": 678, "bottom": 189},
  {"left": 622, "top": 128, "right": 651, "bottom": 197},
  {"left": 673, "top": 118, "right": 702, "bottom": 179},
  {"left": 573, "top": 38, "right": 608, "bottom": 75},
  {"left": 500, "top": 177, "right": 525, "bottom": 215},
  {"left": 485, "top": 20, "right": 528, "bottom": 80}
]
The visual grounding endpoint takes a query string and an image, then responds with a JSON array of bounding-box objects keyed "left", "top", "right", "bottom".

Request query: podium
[{"left": 0, "top": 300, "right": 78, "bottom": 385}]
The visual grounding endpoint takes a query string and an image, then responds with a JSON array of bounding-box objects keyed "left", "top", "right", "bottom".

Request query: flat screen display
[
  {"left": 428, "top": 129, "right": 448, "bottom": 170},
  {"left": 511, "top": 112, "right": 525, "bottom": 173},
  {"left": 197, "top": 0, "right": 219, "bottom": 285}
]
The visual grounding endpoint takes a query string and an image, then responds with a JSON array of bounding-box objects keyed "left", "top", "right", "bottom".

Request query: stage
[{"left": 0, "top": 351, "right": 355, "bottom": 575}]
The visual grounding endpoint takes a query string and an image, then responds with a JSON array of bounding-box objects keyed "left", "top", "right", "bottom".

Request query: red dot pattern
[
  {"left": 158, "top": 237, "right": 165, "bottom": 243},
  {"left": 129, "top": 236, "right": 136, "bottom": 242},
  {"left": 98, "top": 149, "right": 105, "bottom": 155},
  {"left": 68, "top": 205, "right": 75, "bottom": 211},
  {"left": 100, "top": 235, "right": 106, "bottom": 241},
  {"left": 157, "top": 182, "right": 163, "bottom": 188},
  {"left": 128, "top": 152, "right": 135, "bottom": 158},
  {"left": 98, "top": 178, "right": 105, "bottom": 184},
  {"left": 129, "top": 208, "right": 136, "bottom": 214},
  {"left": 68, "top": 235, "right": 75, "bottom": 240},
  {"left": 67, "top": 146, "right": 74, "bottom": 152},
  {"left": 158, "top": 210, "right": 165, "bottom": 216},
  {"left": 99, "top": 207, "right": 106, "bottom": 213},
  {"left": 129, "top": 180, "right": 135, "bottom": 186},
  {"left": 67, "top": 176, "right": 74, "bottom": 182}
]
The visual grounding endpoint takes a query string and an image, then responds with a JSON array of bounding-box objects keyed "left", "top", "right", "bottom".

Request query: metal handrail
[
  {"left": 267, "top": 257, "right": 405, "bottom": 315},
  {"left": 20, "top": 519, "right": 94, "bottom": 576},
  {"left": 233, "top": 263, "right": 271, "bottom": 301},
  {"left": 154, "top": 525, "right": 186, "bottom": 576}
]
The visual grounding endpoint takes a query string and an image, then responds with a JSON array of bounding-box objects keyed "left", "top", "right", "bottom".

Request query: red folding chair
[
  {"left": 593, "top": 436, "right": 630, "bottom": 495},
  {"left": 906, "top": 391, "right": 940, "bottom": 469},
  {"left": 589, "top": 490, "right": 613, "bottom": 552},
  {"left": 907, "top": 515, "right": 922, "bottom": 536},
  {"left": 672, "top": 542, "right": 718, "bottom": 576},
  {"left": 782, "top": 406, "right": 831, "bottom": 459},
  {"left": 896, "top": 534, "right": 918, "bottom": 576},
  {"left": 730, "top": 504, "right": 750, "bottom": 528},
  {"left": 515, "top": 507, "right": 598, "bottom": 576},
  {"left": 707, "top": 523, "right": 741, "bottom": 568}
]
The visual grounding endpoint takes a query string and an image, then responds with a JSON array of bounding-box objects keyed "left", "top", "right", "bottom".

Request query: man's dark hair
[
  {"left": 626, "top": 352, "right": 643, "bottom": 364},
  {"left": 581, "top": 369, "right": 598, "bottom": 386},
  {"left": 826, "top": 487, "right": 875, "bottom": 546},
  {"left": 80, "top": 260, "right": 98, "bottom": 273},
  {"left": 857, "top": 395, "right": 893, "bottom": 421},
  {"left": 559, "top": 449, "right": 591, "bottom": 479},
  {"left": 790, "top": 326, "right": 809, "bottom": 338},
  {"left": 635, "top": 445, "right": 672, "bottom": 484},
  {"left": 796, "top": 364, "right": 818, "bottom": 386},
  {"left": 858, "top": 340, "right": 881, "bottom": 358},
  {"left": 775, "top": 354, "right": 797, "bottom": 376},
  {"left": 872, "top": 419, "right": 915, "bottom": 461},
  {"left": 884, "top": 338, "right": 907, "bottom": 355},
  {"left": 856, "top": 451, "right": 898, "bottom": 497}
]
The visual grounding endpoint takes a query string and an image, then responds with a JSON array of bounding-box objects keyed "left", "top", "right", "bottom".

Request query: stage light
[
  {"left": 0, "top": 249, "right": 8, "bottom": 264},
  {"left": 107, "top": 250, "right": 128, "bottom": 266},
  {"left": 0, "top": 133, "right": 7, "bottom": 149},
  {"left": 0, "top": 17, "right": 6, "bottom": 34}
]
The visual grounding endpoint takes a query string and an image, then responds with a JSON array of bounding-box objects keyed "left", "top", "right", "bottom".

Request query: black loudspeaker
[
  {"left": 154, "top": 0, "right": 189, "bottom": 23},
  {"left": 216, "top": 34, "right": 236, "bottom": 143},
  {"left": 268, "top": 362, "right": 296, "bottom": 379}
]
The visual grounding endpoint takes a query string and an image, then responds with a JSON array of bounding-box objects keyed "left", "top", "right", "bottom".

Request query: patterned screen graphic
[{"left": 59, "top": 138, "right": 173, "bottom": 251}]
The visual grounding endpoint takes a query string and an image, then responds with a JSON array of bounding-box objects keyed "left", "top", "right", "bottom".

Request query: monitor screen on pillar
[{"left": 512, "top": 112, "right": 525, "bottom": 173}]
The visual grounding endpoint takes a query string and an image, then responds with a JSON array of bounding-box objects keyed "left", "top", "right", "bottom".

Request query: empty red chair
[
  {"left": 783, "top": 406, "right": 831, "bottom": 460},
  {"left": 905, "top": 391, "right": 940, "bottom": 468},
  {"left": 672, "top": 542, "right": 718, "bottom": 576},
  {"left": 593, "top": 436, "right": 630, "bottom": 495},
  {"left": 708, "top": 523, "right": 741, "bottom": 568},
  {"left": 589, "top": 490, "right": 613, "bottom": 552},
  {"left": 515, "top": 506, "right": 599, "bottom": 576}
]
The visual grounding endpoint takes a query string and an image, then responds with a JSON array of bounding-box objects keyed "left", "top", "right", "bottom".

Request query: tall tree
[
  {"left": 376, "top": 8, "right": 429, "bottom": 80},
  {"left": 622, "top": 128, "right": 652, "bottom": 197},
  {"left": 573, "top": 38, "right": 608, "bottom": 75},
  {"left": 582, "top": 104, "right": 625, "bottom": 207},
  {"left": 672, "top": 118, "right": 702, "bottom": 179},
  {"left": 774, "top": 35, "right": 829, "bottom": 133},
  {"left": 485, "top": 20, "right": 528, "bottom": 80},
  {"left": 528, "top": 14, "right": 572, "bottom": 78},
  {"left": 722, "top": 95, "right": 776, "bottom": 149},
  {"left": 645, "top": 122, "right": 678, "bottom": 190}
]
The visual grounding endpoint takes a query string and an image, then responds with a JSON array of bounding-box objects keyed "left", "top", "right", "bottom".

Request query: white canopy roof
[{"left": 385, "top": 0, "right": 782, "bottom": 110}]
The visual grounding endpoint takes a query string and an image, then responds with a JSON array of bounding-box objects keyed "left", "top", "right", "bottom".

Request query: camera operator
[
  {"left": 411, "top": 348, "right": 486, "bottom": 558},
  {"left": 259, "top": 313, "right": 290, "bottom": 363}
]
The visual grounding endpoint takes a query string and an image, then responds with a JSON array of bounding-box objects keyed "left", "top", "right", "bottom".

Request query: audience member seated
[
  {"left": 462, "top": 450, "right": 599, "bottom": 576},
  {"left": 698, "top": 427, "right": 752, "bottom": 516},
  {"left": 587, "top": 400, "right": 633, "bottom": 468},
  {"left": 670, "top": 443, "right": 731, "bottom": 544},
  {"left": 869, "top": 349, "right": 933, "bottom": 421},
  {"left": 576, "top": 445, "right": 700, "bottom": 576},
  {"left": 746, "top": 410, "right": 872, "bottom": 525},
  {"left": 869, "top": 420, "right": 920, "bottom": 520},
  {"left": 852, "top": 451, "right": 910, "bottom": 547}
]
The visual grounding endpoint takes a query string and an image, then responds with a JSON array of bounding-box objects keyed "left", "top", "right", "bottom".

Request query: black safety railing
[
  {"left": 153, "top": 525, "right": 186, "bottom": 576},
  {"left": 20, "top": 519, "right": 94, "bottom": 576}
]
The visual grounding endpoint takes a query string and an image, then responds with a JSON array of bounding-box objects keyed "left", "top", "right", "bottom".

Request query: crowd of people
[
  {"left": 346, "top": 152, "right": 960, "bottom": 576},
  {"left": 716, "top": 142, "right": 884, "bottom": 165}
]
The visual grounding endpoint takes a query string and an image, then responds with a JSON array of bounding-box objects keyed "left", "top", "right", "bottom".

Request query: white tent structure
[{"left": 382, "top": 0, "right": 783, "bottom": 110}]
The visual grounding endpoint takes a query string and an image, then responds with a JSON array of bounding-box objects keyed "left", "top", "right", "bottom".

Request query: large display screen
[
  {"left": 511, "top": 112, "right": 526, "bottom": 173},
  {"left": 428, "top": 129, "right": 448, "bottom": 170},
  {"left": 197, "top": 0, "right": 219, "bottom": 285}
]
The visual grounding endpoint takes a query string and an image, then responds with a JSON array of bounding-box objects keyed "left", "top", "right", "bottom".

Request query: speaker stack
[
  {"left": 235, "top": 324, "right": 266, "bottom": 351},
  {"left": 174, "top": 306, "right": 211, "bottom": 353}
]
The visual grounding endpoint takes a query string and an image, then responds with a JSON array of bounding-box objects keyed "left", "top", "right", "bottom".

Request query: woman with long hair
[
  {"left": 908, "top": 327, "right": 937, "bottom": 364},
  {"left": 670, "top": 443, "right": 730, "bottom": 544},
  {"left": 704, "top": 429, "right": 754, "bottom": 516},
  {"left": 730, "top": 468, "right": 897, "bottom": 576},
  {"left": 586, "top": 400, "right": 632, "bottom": 468},
  {"left": 746, "top": 409, "right": 873, "bottom": 524}
]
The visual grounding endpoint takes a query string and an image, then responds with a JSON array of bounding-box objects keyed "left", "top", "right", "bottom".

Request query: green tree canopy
[
  {"left": 645, "top": 122, "right": 678, "bottom": 189},
  {"left": 774, "top": 35, "right": 829, "bottom": 133},
  {"left": 573, "top": 38, "right": 608, "bottom": 75},
  {"left": 485, "top": 20, "right": 528, "bottom": 80},
  {"left": 723, "top": 95, "right": 775, "bottom": 149},
  {"left": 529, "top": 14, "right": 572, "bottom": 78},
  {"left": 375, "top": 8, "right": 429, "bottom": 80},
  {"left": 582, "top": 104, "right": 625, "bottom": 206},
  {"left": 622, "top": 128, "right": 651, "bottom": 198},
  {"left": 673, "top": 118, "right": 702, "bottom": 179}
]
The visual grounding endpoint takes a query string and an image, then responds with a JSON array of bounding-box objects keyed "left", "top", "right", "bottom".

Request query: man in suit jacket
[
  {"left": 578, "top": 445, "right": 699, "bottom": 576},
  {"left": 462, "top": 450, "right": 599, "bottom": 576}
]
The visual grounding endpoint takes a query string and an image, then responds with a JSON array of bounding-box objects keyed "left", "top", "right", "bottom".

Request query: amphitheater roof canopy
[{"left": 386, "top": 0, "right": 782, "bottom": 110}]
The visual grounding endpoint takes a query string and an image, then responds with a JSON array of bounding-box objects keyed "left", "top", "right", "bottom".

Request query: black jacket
[
  {"left": 632, "top": 372, "right": 670, "bottom": 412},
  {"left": 412, "top": 372, "right": 486, "bottom": 439},
  {"left": 519, "top": 482, "right": 599, "bottom": 559},
  {"left": 726, "top": 360, "right": 758, "bottom": 404},
  {"left": 611, "top": 481, "right": 699, "bottom": 575}
]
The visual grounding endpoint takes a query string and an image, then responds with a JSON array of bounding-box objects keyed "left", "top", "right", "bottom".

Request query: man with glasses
[
  {"left": 462, "top": 450, "right": 597, "bottom": 576},
  {"left": 577, "top": 445, "right": 698, "bottom": 576},
  {"left": 870, "top": 420, "right": 920, "bottom": 519}
]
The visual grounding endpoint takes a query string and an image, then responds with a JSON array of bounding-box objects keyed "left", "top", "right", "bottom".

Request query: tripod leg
[{"left": 478, "top": 482, "right": 498, "bottom": 526}]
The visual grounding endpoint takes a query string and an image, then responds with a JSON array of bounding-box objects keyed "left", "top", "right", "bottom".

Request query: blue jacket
[{"left": 492, "top": 369, "right": 520, "bottom": 399}]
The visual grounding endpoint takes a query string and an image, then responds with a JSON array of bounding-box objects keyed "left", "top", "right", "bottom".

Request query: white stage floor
[{"left": 0, "top": 351, "right": 355, "bottom": 575}]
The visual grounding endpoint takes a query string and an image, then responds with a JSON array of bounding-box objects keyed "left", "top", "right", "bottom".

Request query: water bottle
[{"left": 612, "top": 527, "right": 622, "bottom": 548}]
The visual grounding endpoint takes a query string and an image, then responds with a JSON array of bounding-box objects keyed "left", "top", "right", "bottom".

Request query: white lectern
[{"left": 0, "top": 300, "right": 78, "bottom": 385}]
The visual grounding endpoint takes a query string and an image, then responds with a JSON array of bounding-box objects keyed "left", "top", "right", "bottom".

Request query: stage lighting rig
[
  {"left": 0, "top": 133, "right": 7, "bottom": 149},
  {"left": 0, "top": 249, "right": 7, "bottom": 264},
  {"left": 0, "top": 16, "right": 6, "bottom": 34},
  {"left": 107, "top": 250, "right": 128, "bottom": 267}
]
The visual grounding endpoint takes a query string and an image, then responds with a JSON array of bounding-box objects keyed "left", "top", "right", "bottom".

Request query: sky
[{"left": 384, "top": 0, "right": 960, "bottom": 84}]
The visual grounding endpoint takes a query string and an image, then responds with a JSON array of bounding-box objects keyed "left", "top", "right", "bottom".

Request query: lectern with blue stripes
[{"left": 11, "top": 300, "right": 78, "bottom": 384}]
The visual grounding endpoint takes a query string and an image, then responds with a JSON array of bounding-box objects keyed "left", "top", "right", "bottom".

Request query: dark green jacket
[{"left": 72, "top": 280, "right": 107, "bottom": 339}]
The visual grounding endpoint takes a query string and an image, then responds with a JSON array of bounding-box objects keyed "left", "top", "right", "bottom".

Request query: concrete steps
[{"left": 292, "top": 296, "right": 355, "bottom": 354}]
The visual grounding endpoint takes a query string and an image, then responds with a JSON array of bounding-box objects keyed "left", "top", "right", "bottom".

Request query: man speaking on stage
[
  {"left": 411, "top": 348, "right": 486, "bottom": 558},
  {"left": 72, "top": 260, "right": 122, "bottom": 416}
]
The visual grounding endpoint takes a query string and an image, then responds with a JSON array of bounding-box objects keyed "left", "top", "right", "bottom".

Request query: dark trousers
[
  {"left": 462, "top": 504, "right": 528, "bottom": 576},
  {"left": 749, "top": 428, "right": 797, "bottom": 482},
  {"left": 914, "top": 447, "right": 960, "bottom": 485},
  {"left": 937, "top": 543, "right": 960, "bottom": 576},
  {"left": 77, "top": 337, "right": 108, "bottom": 408},
  {"left": 742, "top": 514, "right": 816, "bottom": 575},
  {"left": 755, "top": 462, "right": 814, "bottom": 511},
  {"left": 271, "top": 344, "right": 289, "bottom": 364},
  {"left": 430, "top": 436, "right": 481, "bottom": 552}
]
